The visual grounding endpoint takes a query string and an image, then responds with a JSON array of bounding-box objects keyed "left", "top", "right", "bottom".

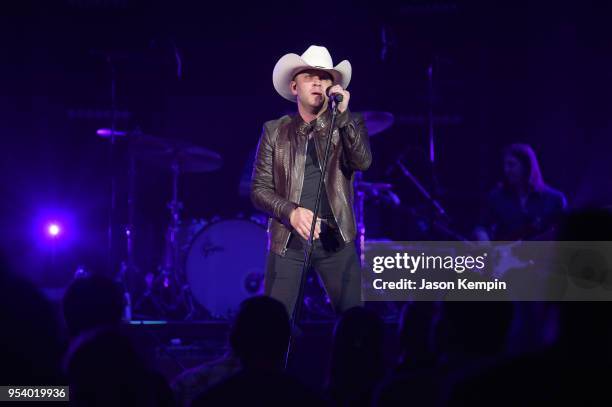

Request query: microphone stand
[{"left": 285, "top": 97, "right": 341, "bottom": 369}]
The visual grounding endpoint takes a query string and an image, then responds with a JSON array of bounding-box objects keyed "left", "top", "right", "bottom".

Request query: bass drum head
[{"left": 185, "top": 218, "right": 267, "bottom": 319}]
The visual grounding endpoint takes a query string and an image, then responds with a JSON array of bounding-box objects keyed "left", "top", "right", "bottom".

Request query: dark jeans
[{"left": 264, "top": 236, "right": 363, "bottom": 317}]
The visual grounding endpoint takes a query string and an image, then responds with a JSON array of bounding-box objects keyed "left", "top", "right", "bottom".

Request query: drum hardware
[
  {"left": 359, "top": 111, "right": 395, "bottom": 136},
  {"left": 92, "top": 50, "right": 130, "bottom": 319},
  {"left": 97, "top": 127, "right": 145, "bottom": 320},
  {"left": 354, "top": 174, "right": 397, "bottom": 266},
  {"left": 390, "top": 158, "right": 468, "bottom": 242},
  {"left": 395, "top": 158, "right": 447, "bottom": 219},
  {"left": 153, "top": 139, "right": 222, "bottom": 320},
  {"left": 352, "top": 110, "right": 395, "bottom": 266},
  {"left": 98, "top": 127, "right": 224, "bottom": 320}
]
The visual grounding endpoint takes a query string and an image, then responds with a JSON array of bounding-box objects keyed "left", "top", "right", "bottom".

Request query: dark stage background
[{"left": 2, "top": 0, "right": 611, "bottom": 292}]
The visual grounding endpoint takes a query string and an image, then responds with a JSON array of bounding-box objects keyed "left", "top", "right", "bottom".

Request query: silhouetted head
[
  {"left": 229, "top": 296, "right": 290, "bottom": 369},
  {"left": 328, "top": 306, "right": 385, "bottom": 393},
  {"left": 503, "top": 144, "right": 546, "bottom": 191},
  {"left": 64, "top": 328, "right": 166, "bottom": 405},
  {"left": 398, "top": 301, "right": 441, "bottom": 367},
  {"left": 62, "top": 273, "right": 123, "bottom": 337},
  {"left": 0, "top": 254, "right": 64, "bottom": 384}
]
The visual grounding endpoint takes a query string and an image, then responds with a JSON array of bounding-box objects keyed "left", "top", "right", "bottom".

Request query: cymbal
[
  {"left": 136, "top": 136, "right": 223, "bottom": 173},
  {"left": 360, "top": 111, "right": 394, "bottom": 136},
  {"left": 96, "top": 129, "right": 223, "bottom": 173},
  {"left": 141, "top": 146, "right": 223, "bottom": 173},
  {"left": 130, "top": 133, "right": 191, "bottom": 155}
]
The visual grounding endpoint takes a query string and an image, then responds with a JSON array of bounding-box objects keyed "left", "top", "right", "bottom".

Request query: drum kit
[{"left": 99, "top": 111, "right": 399, "bottom": 321}]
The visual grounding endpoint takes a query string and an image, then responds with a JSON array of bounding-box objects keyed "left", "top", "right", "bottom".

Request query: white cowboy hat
[{"left": 272, "top": 45, "right": 352, "bottom": 102}]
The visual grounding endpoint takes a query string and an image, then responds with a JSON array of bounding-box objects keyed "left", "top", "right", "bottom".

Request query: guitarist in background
[
  {"left": 474, "top": 144, "right": 567, "bottom": 356},
  {"left": 475, "top": 143, "right": 567, "bottom": 241}
]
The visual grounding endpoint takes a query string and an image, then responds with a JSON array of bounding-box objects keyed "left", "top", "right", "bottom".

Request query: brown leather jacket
[{"left": 251, "top": 108, "right": 371, "bottom": 256}]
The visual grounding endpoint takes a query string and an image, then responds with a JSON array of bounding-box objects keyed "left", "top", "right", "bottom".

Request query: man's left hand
[{"left": 327, "top": 84, "right": 350, "bottom": 113}]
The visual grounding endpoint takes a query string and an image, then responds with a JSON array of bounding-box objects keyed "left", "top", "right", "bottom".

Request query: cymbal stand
[{"left": 161, "top": 159, "right": 196, "bottom": 319}]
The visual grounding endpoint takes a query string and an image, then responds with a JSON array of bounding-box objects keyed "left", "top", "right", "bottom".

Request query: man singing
[{"left": 251, "top": 45, "right": 371, "bottom": 316}]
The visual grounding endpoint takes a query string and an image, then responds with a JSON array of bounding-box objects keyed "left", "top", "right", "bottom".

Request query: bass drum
[{"left": 185, "top": 217, "right": 268, "bottom": 319}]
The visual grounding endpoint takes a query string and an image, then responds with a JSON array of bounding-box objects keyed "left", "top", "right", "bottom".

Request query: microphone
[{"left": 325, "top": 87, "right": 344, "bottom": 104}]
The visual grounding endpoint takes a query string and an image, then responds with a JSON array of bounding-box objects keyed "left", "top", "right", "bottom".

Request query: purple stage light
[
  {"left": 32, "top": 209, "right": 80, "bottom": 258},
  {"left": 47, "top": 222, "right": 61, "bottom": 237}
]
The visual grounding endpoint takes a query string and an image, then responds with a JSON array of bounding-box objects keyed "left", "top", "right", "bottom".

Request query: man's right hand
[{"left": 290, "top": 207, "right": 321, "bottom": 241}]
